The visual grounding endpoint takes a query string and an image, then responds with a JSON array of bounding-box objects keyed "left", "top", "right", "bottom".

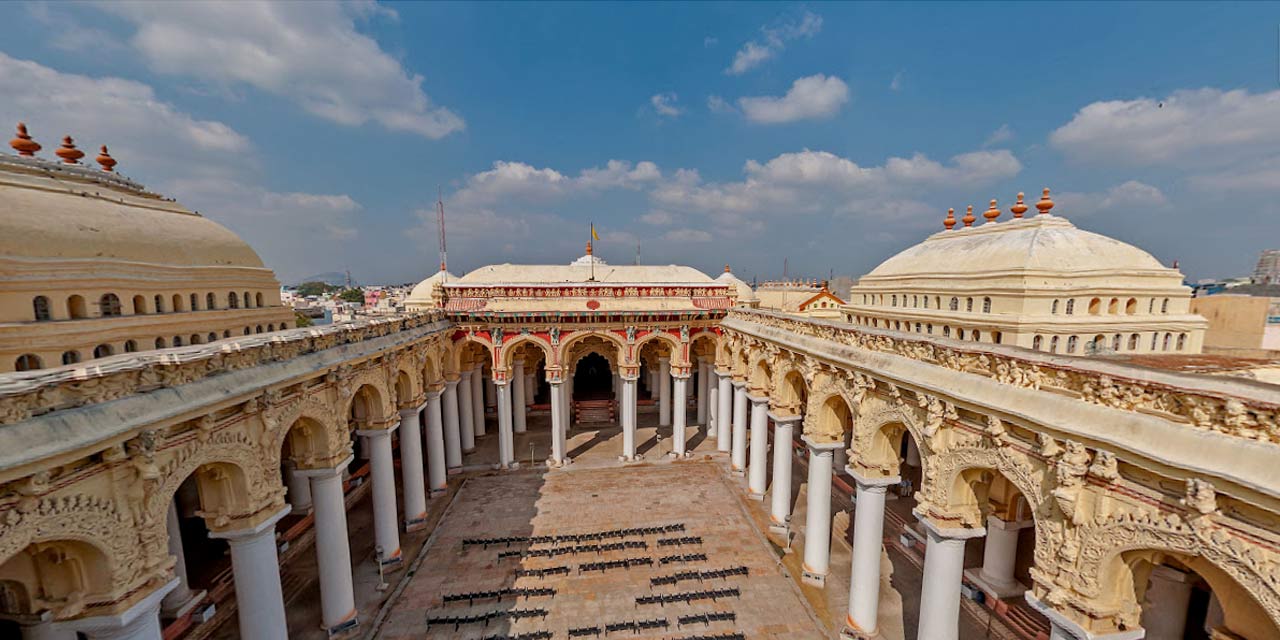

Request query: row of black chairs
[
  {"left": 426, "top": 608, "right": 548, "bottom": 630},
  {"left": 605, "top": 618, "right": 671, "bottom": 634},
  {"left": 481, "top": 633, "right": 553, "bottom": 640},
  {"left": 656, "top": 536, "right": 703, "bottom": 547},
  {"left": 578, "top": 557, "right": 654, "bottom": 573},
  {"left": 499, "top": 541, "right": 648, "bottom": 560},
  {"left": 677, "top": 611, "right": 737, "bottom": 627},
  {"left": 441, "top": 587, "right": 555, "bottom": 606},
  {"left": 462, "top": 523, "right": 685, "bottom": 549},
  {"left": 515, "top": 565, "right": 571, "bottom": 579},
  {"left": 668, "top": 633, "right": 745, "bottom": 640},
  {"left": 658, "top": 553, "right": 708, "bottom": 565},
  {"left": 636, "top": 587, "right": 741, "bottom": 607},
  {"left": 651, "top": 566, "right": 748, "bottom": 587}
]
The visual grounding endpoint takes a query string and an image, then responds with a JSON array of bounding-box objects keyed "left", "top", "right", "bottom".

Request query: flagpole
[{"left": 590, "top": 221, "right": 595, "bottom": 282}]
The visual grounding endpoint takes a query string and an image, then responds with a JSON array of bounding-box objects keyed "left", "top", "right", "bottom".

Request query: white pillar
[
  {"left": 397, "top": 408, "right": 428, "bottom": 530},
  {"left": 1026, "top": 593, "right": 1146, "bottom": 640},
  {"left": 657, "top": 358, "right": 671, "bottom": 426},
  {"left": 731, "top": 382, "right": 748, "bottom": 473},
  {"left": 525, "top": 372, "right": 536, "bottom": 407},
  {"left": 209, "top": 507, "right": 290, "bottom": 640},
  {"left": 470, "top": 365, "right": 485, "bottom": 437},
  {"left": 161, "top": 500, "right": 198, "bottom": 618},
  {"left": 905, "top": 437, "right": 921, "bottom": 467},
  {"left": 64, "top": 578, "right": 177, "bottom": 640},
  {"left": 671, "top": 373, "right": 689, "bottom": 457},
  {"left": 747, "top": 395, "right": 769, "bottom": 498},
  {"left": 357, "top": 427, "right": 401, "bottom": 566},
  {"left": 442, "top": 379, "right": 462, "bottom": 469},
  {"left": 21, "top": 620, "right": 77, "bottom": 640},
  {"left": 708, "top": 382, "right": 719, "bottom": 437},
  {"left": 769, "top": 416, "right": 800, "bottom": 532},
  {"left": 1140, "top": 565, "right": 1194, "bottom": 640},
  {"left": 971, "top": 515, "right": 1024, "bottom": 598},
  {"left": 549, "top": 380, "right": 565, "bottom": 465},
  {"left": 283, "top": 460, "right": 312, "bottom": 515},
  {"left": 917, "top": 520, "right": 986, "bottom": 640},
  {"left": 802, "top": 438, "right": 840, "bottom": 587},
  {"left": 512, "top": 362, "right": 527, "bottom": 434},
  {"left": 621, "top": 376, "right": 638, "bottom": 461},
  {"left": 302, "top": 462, "right": 358, "bottom": 636},
  {"left": 565, "top": 376, "right": 574, "bottom": 428},
  {"left": 846, "top": 472, "right": 899, "bottom": 637},
  {"left": 649, "top": 367, "right": 659, "bottom": 399},
  {"left": 696, "top": 361, "right": 709, "bottom": 425},
  {"left": 485, "top": 371, "right": 496, "bottom": 408},
  {"left": 424, "top": 392, "right": 447, "bottom": 495},
  {"left": 717, "top": 374, "right": 732, "bottom": 452},
  {"left": 458, "top": 371, "right": 476, "bottom": 453},
  {"left": 496, "top": 381, "right": 514, "bottom": 468}
]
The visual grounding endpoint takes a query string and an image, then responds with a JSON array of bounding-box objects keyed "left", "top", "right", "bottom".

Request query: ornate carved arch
[
  {"left": 633, "top": 330, "right": 685, "bottom": 368},
  {"left": 848, "top": 395, "right": 927, "bottom": 480},
  {"left": 500, "top": 334, "right": 555, "bottom": 369},
  {"left": 448, "top": 333, "right": 496, "bottom": 375},
  {"left": 768, "top": 357, "right": 809, "bottom": 416},
  {"left": 918, "top": 443, "right": 1049, "bottom": 535},
  {"left": 558, "top": 330, "right": 627, "bottom": 370},
  {"left": 0, "top": 496, "right": 142, "bottom": 591}
]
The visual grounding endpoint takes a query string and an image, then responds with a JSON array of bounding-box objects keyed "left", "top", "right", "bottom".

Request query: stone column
[
  {"left": 696, "top": 360, "right": 709, "bottom": 425},
  {"left": 525, "top": 372, "right": 536, "bottom": 407},
  {"left": 731, "top": 382, "right": 748, "bottom": 474},
  {"left": 160, "top": 501, "right": 200, "bottom": 619},
  {"left": 301, "top": 461, "right": 358, "bottom": 636},
  {"left": 649, "top": 367, "right": 659, "bottom": 399},
  {"left": 708, "top": 383, "right": 719, "bottom": 437},
  {"left": 64, "top": 578, "right": 177, "bottom": 640},
  {"left": 21, "top": 619, "right": 77, "bottom": 640},
  {"left": 458, "top": 370, "right": 476, "bottom": 453},
  {"left": 1140, "top": 566, "right": 1194, "bottom": 640},
  {"left": 565, "top": 376, "right": 574, "bottom": 428},
  {"left": 442, "top": 379, "right": 462, "bottom": 470},
  {"left": 496, "top": 381, "right": 515, "bottom": 468},
  {"left": 747, "top": 395, "right": 770, "bottom": 499},
  {"left": 209, "top": 506, "right": 290, "bottom": 640},
  {"left": 283, "top": 460, "right": 312, "bottom": 515},
  {"left": 485, "top": 371, "right": 496, "bottom": 409},
  {"left": 917, "top": 519, "right": 986, "bottom": 640},
  {"left": 717, "top": 373, "right": 732, "bottom": 452},
  {"left": 396, "top": 407, "right": 428, "bottom": 530},
  {"left": 549, "top": 380, "right": 565, "bottom": 466},
  {"left": 801, "top": 437, "right": 841, "bottom": 587},
  {"left": 671, "top": 373, "right": 689, "bottom": 457},
  {"left": 904, "top": 437, "right": 920, "bottom": 467},
  {"left": 769, "top": 415, "right": 800, "bottom": 533},
  {"left": 845, "top": 471, "right": 900, "bottom": 637},
  {"left": 967, "top": 515, "right": 1027, "bottom": 598},
  {"left": 356, "top": 427, "right": 401, "bottom": 567},
  {"left": 621, "top": 375, "right": 638, "bottom": 461},
  {"left": 512, "top": 361, "right": 527, "bottom": 434},
  {"left": 1025, "top": 593, "right": 1146, "bottom": 640},
  {"left": 657, "top": 357, "right": 671, "bottom": 427},
  {"left": 423, "top": 392, "right": 447, "bottom": 495},
  {"left": 470, "top": 365, "right": 486, "bottom": 437}
]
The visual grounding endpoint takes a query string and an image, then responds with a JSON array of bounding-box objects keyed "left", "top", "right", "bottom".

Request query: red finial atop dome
[
  {"left": 1010, "top": 192, "right": 1028, "bottom": 218},
  {"left": 961, "top": 205, "right": 976, "bottom": 227},
  {"left": 943, "top": 207, "right": 956, "bottom": 230},
  {"left": 9, "top": 123, "right": 40, "bottom": 157},
  {"left": 983, "top": 199, "right": 1000, "bottom": 223},
  {"left": 95, "top": 145, "right": 116, "bottom": 172},
  {"left": 55, "top": 136, "right": 84, "bottom": 164},
  {"left": 1035, "top": 188, "right": 1054, "bottom": 215}
]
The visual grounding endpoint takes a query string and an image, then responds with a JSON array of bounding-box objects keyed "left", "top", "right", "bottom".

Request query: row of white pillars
[{"left": 621, "top": 375, "right": 638, "bottom": 461}]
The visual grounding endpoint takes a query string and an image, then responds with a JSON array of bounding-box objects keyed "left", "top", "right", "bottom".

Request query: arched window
[
  {"left": 949, "top": 297, "right": 959, "bottom": 311},
  {"left": 191, "top": 293, "right": 200, "bottom": 310},
  {"left": 1050, "top": 336, "right": 1060, "bottom": 353},
  {"left": 244, "top": 327, "right": 252, "bottom": 335},
  {"left": 1107, "top": 298, "right": 1118, "bottom": 314},
  {"left": 1111, "top": 334, "right": 1122, "bottom": 351},
  {"left": 934, "top": 296, "right": 941, "bottom": 309},
  {"left": 132, "top": 295, "right": 146, "bottom": 314},
  {"left": 1177, "top": 333, "right": 1187, "bottom": 350},
  {"left": 93, "top": 344, "right": 113, "bottom": 358},
  {"left": 1162, "top": 333, "right": 1171, "bottom": 351},
  {"left": 1125, "top": 298, "right": 1137, "bottom": 315},
  {"left": 912, "top": 295, "right": 918, "bottom": 307},
  {"left": 993, "top": 331, "right": 1002, "bottom": 344},
  {"left": 942, "top": 326, "right": 951, "bottom": 337},
  {"left": 982, "top": 297, "right": 992, "bottom": 313},
  {"left": 1161, "top": 298, "right": 1169, "bottom": 314},
  {"left": 99, "top": 293, "right": 122, "bottom": 317},
  {"left": 1088, "top": 298, "right": 1101, "bottom": 315},
  {"left": 67, "top": 295, "right": 87, "bottom": 319},
  {"left": 1051, "top": 299, "right": 1059, "bottom": 315},
  {"left": 155, "top": 337, "right": 167, "bottom": 349},
  {"left": 33, "top": 296, "right": 52, "bottom": 321},
  {"left": 958, "top": 328, "right": 966, "bottom": 340},
  {"left": 244, "top": 291, "right": 252, "bottom": 308},
  {"left": 1067, "top": 336, "right": 1078, "bottom": 353},
  {"left": 228, "top": 292, "right": 240, "bottom": 309},
  {"left": 1148, "top": 299, "right": 1155, "bottom": 314},
  {"left": 124, "top": 340, "right": 138, "bottom": 353},
  {"left": 1065, "top": 299, "right": 1075, "bottom": 315},
  {"left": 1150, "top": 333, "right": 1158, "bottom": 350},
  {"left": 1128, "top": 333, "right": 1139, "bottom": 350},
  {"left": 172, "top": 294, "right": 184, "bottom": 312},
  {"left": 173, "top": 336, "right": 183, "bottom": 347},
  {"left": 208, "top": 332, "right": 218, "bottom": 343},
  {"left": 922, "top": 296, "right": 929, "bottom": 309},
  {"left": 965, "top": 297, "right": 973, "bottom": 312},
  {"left": 61, "top": 350, "right": 80, "bottom": 365},
  {"left": 208, "top": 292, "right": 218, "bottom": 310},
  {"left": 926, "top": 323, "right": 933, "bottom": 334},
  {"left": 891, "top": 295, "right": 897, "bottom": 307},
  {"left": 190, "top": 334, "right": 201, "bottom": 345},
  {"left": 1032, "top": 335, "right": 1043, "bottom": 351},
  {"left": 223, "top": 330, "right": 231, "bottom": 338},
  {"left": 154, "top": 295, "right": 165, "bottom": 313},
  {"left": 972, "top": 330, "right": 981, "bottom": 341},
  {"left": 15, "top": 354, "right": 42, "bottom": 371},
  {"left": 913, "top": 322, "right": 920, "bottom": 333},
  {"left": 255, "top": 325, "right": 264, "bottom": 334}
]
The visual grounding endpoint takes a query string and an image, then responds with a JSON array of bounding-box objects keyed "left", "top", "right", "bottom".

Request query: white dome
[
  {"left": 717, "top": 267, "right": 756, "bottom": 304},
  {"left": 405, "top": 268, "right": 456, "bottom": 308}
]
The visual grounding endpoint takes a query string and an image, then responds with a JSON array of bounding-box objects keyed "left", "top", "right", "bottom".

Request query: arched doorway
[{"left": 573, "top": 352, "right": 613, "bottom": 400}]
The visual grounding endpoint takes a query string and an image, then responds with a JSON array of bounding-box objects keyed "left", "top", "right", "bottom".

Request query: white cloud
[
  {"left": 662, "top": 228, "right": 713, "bottom": 243},
  {"left": 703, "top": 36, "right": 719, "bottom": 48},
  {"left": 889, "top": 71, "right": 904, "bottom": 92},
  {"left": 650, "top": 92, "right": 683, "bottom": 118},
  {"left": 453, "top": 159, "right": 661, "bottom": 208},
  {"left": 577, "top": 160, "right": 661, "bottom": 190},
  {"left": 1189, "top": 158, "right": 1280, "bottom": 192},
  {"left": 983, "top": 124, "right": 1013, "bottom": 147},
  {"left": 726, "top": 10, "right": 822, "bottom": 75},
  {"left": 1050, "top": 88, "right": 1280, "bottom": 166},
  {"left": 738, "top": 74, "right": 849, "bottom": 124},
  {"left": 93, "top": 1, "right": 464, "bottom": 139},
  {"left": 1054, "top": 181, "right": 1168, "bottom": 217},
  {"left": 707, "top": 95, "right": 736, "bottom": 114},
  {"left": 640, "top": 210, "right": 675, "bottom": 225}
]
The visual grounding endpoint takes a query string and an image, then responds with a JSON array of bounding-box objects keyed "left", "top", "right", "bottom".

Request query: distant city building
[
  {"left": 754, "top": 279, "right": 845, "bottom": 319},
  {"left": 1191, "top": 284, "right": 1280, "bottom": 354},
  {"left": 1253, "top": 249, "right": 1280, "bottom": 285}
]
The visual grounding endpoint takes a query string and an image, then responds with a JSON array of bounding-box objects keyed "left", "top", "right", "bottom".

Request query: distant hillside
[{"left": 292, "top": 272, "right": 349, "bottom": 287}]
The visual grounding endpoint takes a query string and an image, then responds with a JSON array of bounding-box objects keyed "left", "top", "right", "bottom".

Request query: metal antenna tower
[{"left": 437, "top": 187, "right": 448, "bottom": 273}]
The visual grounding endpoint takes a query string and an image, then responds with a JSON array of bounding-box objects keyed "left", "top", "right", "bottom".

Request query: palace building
[{"left": 1, "top": 128, "right": 1277, "bottom": 640}]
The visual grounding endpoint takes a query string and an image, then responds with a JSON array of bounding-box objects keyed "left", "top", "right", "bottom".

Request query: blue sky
[{"left": 2, "top": 1, "right": 1278, "bottom": 284}]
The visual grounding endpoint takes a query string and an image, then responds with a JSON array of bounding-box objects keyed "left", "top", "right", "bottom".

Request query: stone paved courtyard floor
[{"left": 370, "top": 461, "right": 827, "bottom": 639}]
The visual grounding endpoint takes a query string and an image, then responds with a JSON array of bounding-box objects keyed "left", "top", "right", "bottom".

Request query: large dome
[
  {"left": 863, "top": 215, "right": 1174, "bottom": 281},
  {"left": 717, "top": 265, "right": 757, "bottom": 304},
  {"left": 405, "top": 268, "right": 456, "bottom": 308}
]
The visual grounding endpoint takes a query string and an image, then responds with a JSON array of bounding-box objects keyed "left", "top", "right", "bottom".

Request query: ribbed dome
[
  {"left": 406, "top": 268, "right": 456, "bottom": 307},
  {"left": 864, "top": 215, "right": 1173, "bottom": 280},
  {"left": 717, "top": 268, "right": 756, "bottom": 303}
]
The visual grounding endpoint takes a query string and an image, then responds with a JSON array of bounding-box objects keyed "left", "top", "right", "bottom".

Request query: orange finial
[
  {"left": 55, "top": 136, "right": 84, "bottom": 164},
  {"left": 943, "top": 207, "right": 956, "bottom": 230},
  {"left": 95, "top": 145, "right": 116, "bottom": 172},
  {"left": 9, "top": 122, "right": 40, "bottom": 156},
  {"left": 724, "top": 264, "right": 731, "bottom": 273},
  {"left": 1010, "top": 192, "right": 1028, "bottom": 218},
  {"left": 962, "top": 205, "right": 975, "bottom": 227},
  {"left": 983, "top": 199, "right": 1000, "bottom": 223},
  {"left": 1035, "top": 188, "right": 1054, "bottom": 215},
  {"left": 585, "top": 240, "right": 593, "bottom": 256}
]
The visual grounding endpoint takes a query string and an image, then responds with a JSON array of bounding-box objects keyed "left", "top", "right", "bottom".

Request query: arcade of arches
[{"left": 1, "top": 307, "right": 1279, "bottom": 640}]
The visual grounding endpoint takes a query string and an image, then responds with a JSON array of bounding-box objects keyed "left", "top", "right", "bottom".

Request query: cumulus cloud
[
  {"left": 726, "top": 10, "right": 822, "bottom": 75},
  {"left": 92, "top": 1, "right": 464, "bottom": 139},
  {"left": 662, "top": 228, "right": 713, "bottom": 243},
  {"left": 1189, "top": 158, "right": 1280, "bottom": 192},
  {"left": 983, "top": 124, "right": 1013, "bottom": 147},
  {"left": 650, "top": 92, "right": 683, "bottom": 118},
  {"left": 738, "top": 74, "right": 849, "bottom": 124},
  {"left": 1050, "top": 88, "right": 1280, "bottom": 166},
  {"left": 640, "top": 210, "right": 676, "bottom": 225},
  {"left": 707, "top": 95, "right": 736, "bottom": 114},
  {"left": 1053, "top": 181, "right": 1168, "bottom": 217},
  {"left": 453, "top": 159, "right": 661, "bottom": 208}
]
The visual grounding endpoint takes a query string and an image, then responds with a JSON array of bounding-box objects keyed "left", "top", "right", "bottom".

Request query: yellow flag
[{"left": 591, "top": 223, "right": 599, "bottom": 241}]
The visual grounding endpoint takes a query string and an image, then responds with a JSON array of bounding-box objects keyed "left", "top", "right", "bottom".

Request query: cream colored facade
[
  {"left": 756, "top": 280, "right": 846, "bottom": 319},
  {"left": 845, "top": 193, "right": 1207, "bottom": 357},
  {"left": 1192, "top": 294, "right": 1280, "bottom": 354}
]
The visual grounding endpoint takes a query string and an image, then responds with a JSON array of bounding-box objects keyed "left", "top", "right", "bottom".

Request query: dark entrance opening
[{"left": 572, "top": 353, "right": 614, "bottom": 401}]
